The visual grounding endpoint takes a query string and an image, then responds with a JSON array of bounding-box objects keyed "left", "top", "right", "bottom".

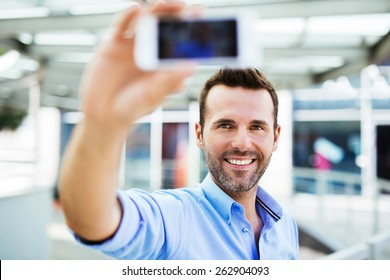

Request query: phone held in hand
[{"left": 134, "top": 13, "right": 259, "bottom": 70}]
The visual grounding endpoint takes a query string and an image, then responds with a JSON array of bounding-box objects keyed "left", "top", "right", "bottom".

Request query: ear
[
  {"left": 195, "top": 122, "right": 203, "bottom": 148},
  {"left": 272, "top": 125, "right": 281, "bottom": 152}
]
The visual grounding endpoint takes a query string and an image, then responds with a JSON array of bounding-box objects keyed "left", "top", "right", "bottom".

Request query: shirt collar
[
  {"left": 201, "top": 173, "right": 235, "bottom": 224},
  {"left": 201, "top": 173, "right": 284, "bottom": 223},
  {"left": 256, "top": 186, "right": 284, "bottom": 221}
]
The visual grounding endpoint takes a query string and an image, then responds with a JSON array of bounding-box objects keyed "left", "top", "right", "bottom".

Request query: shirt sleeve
[{"left": 73, "top": 189, "right": 186, "bottom": 260}]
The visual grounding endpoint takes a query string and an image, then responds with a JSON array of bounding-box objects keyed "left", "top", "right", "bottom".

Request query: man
[{"left": 59, "top": 1, "right": 299, "bottom": 260}]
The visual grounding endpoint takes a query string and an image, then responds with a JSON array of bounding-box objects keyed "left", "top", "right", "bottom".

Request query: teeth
[{"left": 228, "top": 159, "right": 252, "bottom": 165}]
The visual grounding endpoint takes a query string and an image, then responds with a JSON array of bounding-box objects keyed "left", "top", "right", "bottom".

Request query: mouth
[{"left": 225, "top": 158, "right": 256, "bottom": 166}]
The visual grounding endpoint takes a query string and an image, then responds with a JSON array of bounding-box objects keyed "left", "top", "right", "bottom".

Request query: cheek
[
  {"left": 259, "top": 136, "right": 277, "bottom": 152},
  {"left": 202, "top": 133, "right": 228, "bottom": 154},
  {"left": 249, "top": 134, "right": 275, "bottom": 151}
]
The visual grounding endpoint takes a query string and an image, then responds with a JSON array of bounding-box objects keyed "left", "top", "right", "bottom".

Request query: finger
[
  {"left": 113, "top": 66, "right": 195, "bottom": 122},
  {"left": 153, "top": 65, "right": 196, "bottom": 93},
  {"left": 183, "top": 5, "right": 205, "bottom": 18},
  {"left": 113, "top": 5, "right": 141, "bottom": 41},
  {"left": 150, "top": 0, "right": 185, "bottom": 15}
]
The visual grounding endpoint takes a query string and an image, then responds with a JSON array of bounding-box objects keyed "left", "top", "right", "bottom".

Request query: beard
[{"left": 203, "top": 148, "right": 272, "bottom": 193}]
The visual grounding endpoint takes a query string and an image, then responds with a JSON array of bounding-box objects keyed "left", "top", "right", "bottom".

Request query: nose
[{"left": 231, "top": 127, "right": 252, "bottom": 151}]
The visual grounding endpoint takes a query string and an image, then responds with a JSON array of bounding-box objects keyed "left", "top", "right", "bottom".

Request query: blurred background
[{"left": 0, "top": 0, "right": 390, "bottom": 260}]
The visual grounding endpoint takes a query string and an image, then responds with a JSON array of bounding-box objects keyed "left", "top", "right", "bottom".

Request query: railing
[
  {"left": 322, "top": 229, "right": 390, "bottom": 260},
  {"left": 292, "top": 167, "right": 390, "bottom": 260},
  {"left": 293, "top": 167, "right": 362, "bottom": 195}
]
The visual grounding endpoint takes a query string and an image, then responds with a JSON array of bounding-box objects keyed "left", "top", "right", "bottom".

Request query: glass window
[
  {"left": 161, "top": 123, "right": 189, "bottom": 189},
  {"left": 293, "top": 121, "right": 361, "bottom": 194},
  {"left": 125, "top": 123, "right": 151, "bottom": 190}
]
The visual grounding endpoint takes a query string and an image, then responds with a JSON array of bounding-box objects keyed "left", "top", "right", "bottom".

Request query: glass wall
[
  {"left": 292, "top": 66, "right": 390, "bottom": 196},
  {"left": 161, "top": 123, "right": 189, "bottom": 189},
  {"left": 122, "top": 109, "right": 207, "bottom": 191},
  {"left": 293, "top": 121, "right": 361, "bottom": 194},
  {"left": 125, "top": 123, "right": 151, "bottom": 190},
  {"left": 124, "top": 122, "right": 192, "bottom": 190}
]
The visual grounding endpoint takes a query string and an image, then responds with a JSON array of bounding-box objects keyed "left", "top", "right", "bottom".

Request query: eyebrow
[
  {"left": 250, "top": 119, "right": 270, "bottom": 127},
  {"left": 212, "top": 118, "right": 236, "bottom": 127},
  {"left": 211, "top": 118, "right": 271, "bottom": 127}
]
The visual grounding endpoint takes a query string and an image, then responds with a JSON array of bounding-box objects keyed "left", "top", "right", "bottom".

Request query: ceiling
[{"left": 0, "top": 0, "right": 390, "bottom": 111}]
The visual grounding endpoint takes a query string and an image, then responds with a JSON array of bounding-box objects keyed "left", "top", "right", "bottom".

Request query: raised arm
[{"left": 58, "top": 2, "right": 195, "bottom": 241}]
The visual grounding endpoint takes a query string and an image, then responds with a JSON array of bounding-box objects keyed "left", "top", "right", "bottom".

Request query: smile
[{"left": 226, "top": 159, "right": 254, "bottom": 166}]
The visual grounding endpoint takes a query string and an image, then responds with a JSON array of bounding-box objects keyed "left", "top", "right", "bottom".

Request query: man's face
[{"left": 196, "top": 85, "right": 280, "bottom": 195}]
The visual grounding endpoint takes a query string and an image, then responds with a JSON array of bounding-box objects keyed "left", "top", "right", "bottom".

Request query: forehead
[{"left": 205, "top": 85, "right": 274, "bottom": 122}]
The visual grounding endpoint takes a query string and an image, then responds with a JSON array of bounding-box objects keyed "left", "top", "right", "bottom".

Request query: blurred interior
[{"left": 1, "top": 0, "right": 390, "bottom": 260}]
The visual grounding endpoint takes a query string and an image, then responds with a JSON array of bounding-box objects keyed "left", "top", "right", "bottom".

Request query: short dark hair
[{"left": 199, "top": 67, "right": 279, "bottom": 134}]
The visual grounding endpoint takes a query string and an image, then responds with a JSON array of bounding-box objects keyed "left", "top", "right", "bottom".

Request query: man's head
[
  {"left": 195, "top": 67, "right": 280, "bottom": 196},
  {"left": 198, "top": 67, "right": 279, "bottom": 136}
]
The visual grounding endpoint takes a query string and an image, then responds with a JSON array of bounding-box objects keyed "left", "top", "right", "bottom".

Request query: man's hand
[{"left": 80, "top": 1, "right": 195, "bottom": 134}]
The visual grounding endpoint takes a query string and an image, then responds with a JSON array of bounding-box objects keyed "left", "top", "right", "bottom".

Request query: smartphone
[{"left": 134, "top": 14, "right": 258, "bottom": 70}]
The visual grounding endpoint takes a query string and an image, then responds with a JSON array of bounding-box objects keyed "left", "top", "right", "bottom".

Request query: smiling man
[
  {"left": 193, "top": 69, "right": 298, "bottom": 258},
  {"left": 59, "top": 3, "right": 299, "bottom": 260}
]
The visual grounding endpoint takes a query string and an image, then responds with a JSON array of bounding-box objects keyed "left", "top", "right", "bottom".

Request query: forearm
[{"left": 59, "top": 120, "right": 126, "bottom": 240}]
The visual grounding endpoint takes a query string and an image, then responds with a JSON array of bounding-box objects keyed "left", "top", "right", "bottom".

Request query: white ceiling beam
[
  {"left": 188, "top": 71, "right": 314, "bottom": 90},
  {"left": 208, "top": 0, "right": 390, "bottom": 18},
  {"left": 28, "top": 44, "right": 367, "bottom": 60},
  {"left": 1, "top": 0, "right": 389, "bottom": 36},
  {"left": 0, "top": 13, "right": 115, "bottom": 35},
  {"left": 264, "top": 48, "right": 366, "bottom": 59},
  {"left": 28, "top": 44, "right": 93, "bottom": 58}
]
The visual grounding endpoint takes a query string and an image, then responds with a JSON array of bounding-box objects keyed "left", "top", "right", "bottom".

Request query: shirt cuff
[{"left": 72, "top": 190, "right": 141, "bottom": 253}]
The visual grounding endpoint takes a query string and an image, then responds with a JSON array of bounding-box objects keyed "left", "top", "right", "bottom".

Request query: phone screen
[{"left": 158, "top": 18, "right": 238, "bottom": 59}]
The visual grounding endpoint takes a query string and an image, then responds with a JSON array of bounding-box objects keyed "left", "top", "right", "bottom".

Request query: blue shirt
[{"left": 77, "top": 174, "right": 299, "bottom": 260}]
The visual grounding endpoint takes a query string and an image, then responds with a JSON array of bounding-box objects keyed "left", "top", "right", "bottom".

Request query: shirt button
[
  {"left": 242, "top": 227, "right": 249, "bottom": 233},
  {"left": 226, "top": 215, "right": 231, "bottom": 224}
]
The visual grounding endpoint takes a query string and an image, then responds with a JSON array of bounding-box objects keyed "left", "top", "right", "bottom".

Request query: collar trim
[{"left": 256, "top": 197, "right": 281, "bottom": 221}]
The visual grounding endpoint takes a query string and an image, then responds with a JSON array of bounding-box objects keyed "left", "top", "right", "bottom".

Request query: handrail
[
  {"left": 293, "top": 167, "right": 390, "bottom": 193},
  {"left": 293, "top": 167, "right": 361, "bottom": 185},
  {"left": 321, "top": 229, "right": 390, "bottom": 260},
  {"left": 293, "top": 167, "right": 390, "bottom": 259},
  {"left": 321, "top": 243, "right": 368, "bottom": 260}
]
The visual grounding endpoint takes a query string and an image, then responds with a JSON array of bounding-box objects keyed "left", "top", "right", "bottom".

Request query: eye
[
  {"left": 250, "top": 125, "right": 263, "bottom": 131},
  {"left": 219, "top": 124, "right": 232, "bottom": 129}
]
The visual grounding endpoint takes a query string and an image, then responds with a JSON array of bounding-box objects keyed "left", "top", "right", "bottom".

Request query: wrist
[{"left": 76, "top": 118, "right": 128, "bottom": 149}]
